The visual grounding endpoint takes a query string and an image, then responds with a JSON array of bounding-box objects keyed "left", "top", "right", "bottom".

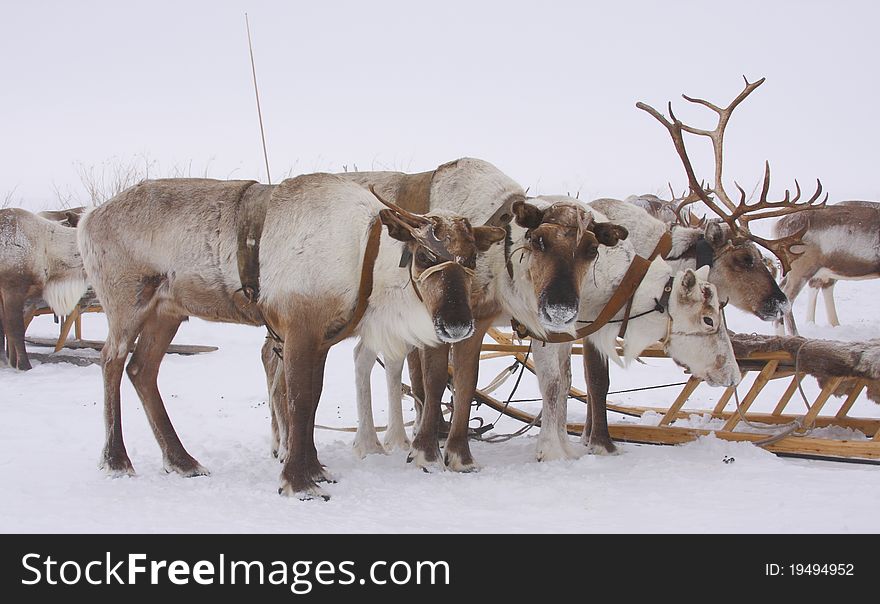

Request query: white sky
[{"left": 2, "top": 0, "right": 878, "bottom": 210}]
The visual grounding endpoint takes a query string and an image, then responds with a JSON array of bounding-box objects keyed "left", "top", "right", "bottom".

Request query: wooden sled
[{"left": 473, "top": 328, "right": 880, "bottom": 464}]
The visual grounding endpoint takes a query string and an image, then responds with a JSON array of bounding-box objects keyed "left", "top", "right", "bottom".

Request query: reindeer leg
[
  {"left": 406, "top": 348, "right": 425, "bottom": 434},
  {"left": 581, "top": 340, "right": 617, "bottom": 455},
  {"left": 98, "top": 276, "right": 165, "bottom": 476},
  {"left": 407, "top": 345, "right": 448, "bottom": 472},
  {"left": 127, "top": 313, "right": 208, "bottom": 476},
  {"left": 352, "top": 340, "right": 385, "bottom": 458},
  {"left": 260, "top": 338, "right": 286, "bottom": 460},
  {"left": 0, "top": 291, "right": 8, "bottom": 368},
  {"left": 534, "top": 341, "right": 578, "bottom": 461},
  {"left": 382, "top": 351, "right": 411, "bottom": 451},
  {"left": 444, "top": 319, "right": 492, "bottom": 472},
  {"left": 307, "top": 346, "right": 335, "bottom": 484},
  {"left": 806, "top": 285, "right": 819, "bottom": 324},
  {"left": 823, "top": 281, "right": 840, "bottom": 326},
  {"left": 279, "top": 332, "right": 329, "bottom": 500},
  {"left": 3, "top": 290, "right": 30, "bottom": 370}
]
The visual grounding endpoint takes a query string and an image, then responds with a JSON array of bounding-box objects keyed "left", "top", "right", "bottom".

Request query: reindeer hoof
[
  {"left": 406, "top": 448, "right": 445, "bottom": 473},
  {"left": 99, "top": 453, "right": 136, "bottom": 477},
  {"left": 100, "top": 462, "right": 136, "bottom": 478},
  {"left": 444, "top": 451, "right": 480, "bottom": 473},
  {"left": 278, "top": 481, "right": 331, "bottom": 501},
  {"left": 352, "top": 437, "right": 387, "bottom": 459},
  {"left": 163, "top": 456, "right": 210, "bottom": 477},
  {"left": 536, "top": 440, "right": 579, "bottom": 462},
  {"left": 383, "top": 434, "right": 412, "bottom": 452},
  {"left": 583, "top": 439, "right": 619, "bottom": 456}
]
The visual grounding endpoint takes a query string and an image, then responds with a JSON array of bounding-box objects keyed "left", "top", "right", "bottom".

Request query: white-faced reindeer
[
  {"left": 774, "top": 200, "right": 879, "bottom": 334},
  {"left": 0, "top": 208, "right": 88, "bottom": 369},
  {"left": 264, "top": 158, "right": 628, "bottom": 470},
  {"left": 78, "top": 174, "right": 509, "bottom": 500},
  {"left": 533, "top": 77, "right": 826, "bottom": 459}
]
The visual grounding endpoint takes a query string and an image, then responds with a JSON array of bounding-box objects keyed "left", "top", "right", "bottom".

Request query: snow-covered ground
[{"left": 1, "top": 273, "right": 878, "bottom": 534}]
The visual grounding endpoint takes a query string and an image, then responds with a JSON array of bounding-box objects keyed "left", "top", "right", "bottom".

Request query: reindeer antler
[
  {"left": 637, "top": 76, "right": 827, "bottom": 274},
  {"left": 368, "top": 185, "right": 454, "bottom": 261},
  {"left": 664, "top": 185, "right": 707, "bottom": 228}
]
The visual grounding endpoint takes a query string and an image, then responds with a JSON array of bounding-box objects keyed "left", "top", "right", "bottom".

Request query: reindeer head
[
  {"left": 513, "top": 199, "right": 628, "bottom": 331},
  {"left": 688, "top": 219, "right": 789, "bottom": 321},
  {"left": 665, "top": 267, "right": 741, "bottom": 387},
  {"left": 374, "top": 187, "right": 505, "bottom": 343}
]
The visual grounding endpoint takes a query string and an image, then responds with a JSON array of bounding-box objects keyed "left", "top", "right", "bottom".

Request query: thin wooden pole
[{"left": 246, "top": 13, "right": 272, "bottom": 184}]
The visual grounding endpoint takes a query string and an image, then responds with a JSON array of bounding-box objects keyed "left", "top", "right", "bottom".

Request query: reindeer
[
  {"left": 529, "top": 196, "right": 741, "bottom": 459},
  {"left": 78, "top": 174, "right": 508, "bottom": 500},
  {"left": 615, "top": 188, "right": 790, "bottom": 323},
  {"left": 532, "top": 77, "right": 827, "bottom": 460},
  {"left": 0, "top": 208, "right": 87, "bottom": 369},
  {"left": 264, "top": 158, "right": 628, "bottom": 470},
  {"left": 774, "top": 200, "right": 879, "bottom": 334}
]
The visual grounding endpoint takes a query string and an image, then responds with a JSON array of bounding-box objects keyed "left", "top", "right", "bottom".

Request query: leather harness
[
  {"left": 511, "top": 230, "right": 674, "bottom": 344},
  {"left": 235, "top": 184, "right": 384, "bottom": 352}
]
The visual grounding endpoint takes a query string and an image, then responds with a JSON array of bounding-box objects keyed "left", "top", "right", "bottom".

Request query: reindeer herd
[{"left": 2, "top": 78, "right": 878, "bottom": 499}]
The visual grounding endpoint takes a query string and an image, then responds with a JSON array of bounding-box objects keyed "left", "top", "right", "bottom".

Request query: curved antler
[
  {"left": 368, "top": 185, "right": 454, "bottom": 261},
  {"left": 636, "top": 76, "right": 828, "bottom": 274},
  {"left": 369, "top": 185, "right": 429, "bottom": 225}
]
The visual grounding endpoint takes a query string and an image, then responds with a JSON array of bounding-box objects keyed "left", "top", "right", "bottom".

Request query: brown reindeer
[
  {"left": 263, "top": 158, "right": 628, "bottom": 470},
  {"left": 78, "top": 174, "right": 507, "bottom": 499},
  {"left": 0, "top": 208, "right": 87, "bottom": 369},
  {"left": 774, "top": 200, "right": 880, "bottom": 334},
  {"left": 609, "top": 187, "right": 790, "bottom": 323}
]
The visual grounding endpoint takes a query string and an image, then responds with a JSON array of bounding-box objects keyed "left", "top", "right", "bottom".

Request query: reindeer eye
[
  {"left": 703, "top": 317, "right": 714, "bottom": 327},
  {"left": 533, "top": 236, "right": 546, "bottom": 252},
  {"left": 739, "top": 255, "right": 754, "bottom": 268}
]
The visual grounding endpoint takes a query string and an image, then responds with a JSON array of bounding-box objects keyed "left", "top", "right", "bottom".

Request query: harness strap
[
  {"left": 324, "top": 217, "right": 384, "bottom": 347},
  {"left": 617, "top": 230, "right": 672, "bottom": 339},
  {"left": 235, "top": 182, "right": 271, "bottom": 303},
  {"left": 512, "top": 230, "right": 672, "bottom": 344}
]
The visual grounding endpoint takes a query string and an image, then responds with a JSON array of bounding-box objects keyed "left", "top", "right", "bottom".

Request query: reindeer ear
[
  {"left": 512, "top": 201, "right": 544, "bottom": 229},
  {"left": 578, "top": 231, "right": 600, "bottom": 259},
  {"left": 379, "top": 209, "right": 415, "bottom": 242},
  {"left": 473, "top": 226, "right": 506, "bottom": 252},
  {"left": 694, "top": 265, "right": 710, "bottom": 281},
  {"left": 593, "top": 223, "right": 628, "bottom": 246},
  {"left": 680, "top": 268, "right": 697, "bottom": 291}
]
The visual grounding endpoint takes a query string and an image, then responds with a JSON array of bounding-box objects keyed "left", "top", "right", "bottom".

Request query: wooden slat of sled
[
  {"left": 25, "top": 337, "right": 217, "bottom": 355},
  {"left": 471, "top": 385, "right": 880, "bottom": 461}
]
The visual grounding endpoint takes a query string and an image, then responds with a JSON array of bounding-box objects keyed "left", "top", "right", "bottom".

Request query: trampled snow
[{"left": 2, "top": 278, "right": 878, "bottom": 534}]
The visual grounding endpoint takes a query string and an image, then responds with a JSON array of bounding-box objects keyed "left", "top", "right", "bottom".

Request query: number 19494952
[{"left": 766, "top": 564, "right": 854, "bottom": 576}]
